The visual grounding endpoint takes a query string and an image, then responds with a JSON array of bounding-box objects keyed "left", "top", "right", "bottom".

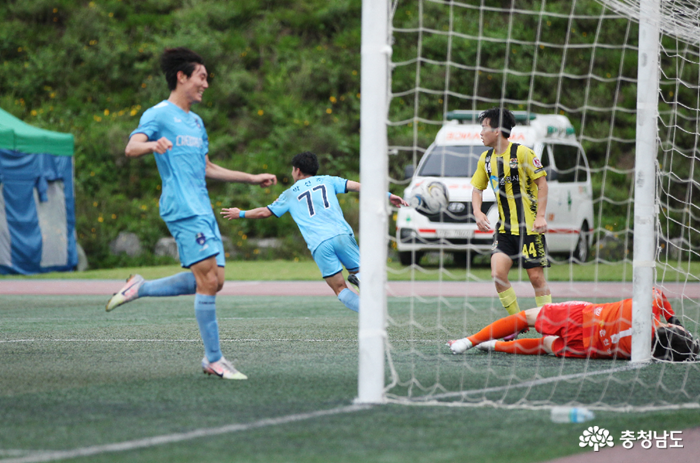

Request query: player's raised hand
[
  {"left": 220, "top": 207, "right": 241, "bottom": 220},
  {"left": 255, "top": 173, "right": 277, "bottom": 187},
  {"left": 152, "top": 137, "right": 173, "bottom": 154},
  {"left": 390, "top": 194, "right": 409, "bottom": 208}
]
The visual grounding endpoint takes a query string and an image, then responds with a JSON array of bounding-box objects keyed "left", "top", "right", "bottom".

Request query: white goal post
[
  {"left": 357, "top": 0, "right": 391, "bottom": 404},
  {"left": 630, "top": 0, "right": 660, "bottom": 363}
]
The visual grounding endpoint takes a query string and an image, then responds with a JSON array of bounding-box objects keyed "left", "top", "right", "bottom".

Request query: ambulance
[{"left": 396, "top": 111, "right": 594, "bottom": 266}]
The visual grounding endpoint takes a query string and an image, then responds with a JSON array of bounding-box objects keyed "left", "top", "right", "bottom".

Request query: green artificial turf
[
  {"left": 1, "top": 259, "right": 699, "bottom": 282},
  {"left": 1, "top": 295, "right": 700, "bottom": 463}
]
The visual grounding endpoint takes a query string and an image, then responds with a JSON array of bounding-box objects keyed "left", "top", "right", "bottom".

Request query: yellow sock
[
  {"left": 535, "top": 294, "right": 552, "bottom": 308},
  {"left": 498, "top": 287, "right": 520, "bottom": 315}
]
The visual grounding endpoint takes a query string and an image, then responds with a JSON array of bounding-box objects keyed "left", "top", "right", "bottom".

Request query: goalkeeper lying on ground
[
  {"left": 448, "top": 288, "right": 699, "bottom": 361},
  {"left": 221, "top": 151, "right": 408, "bottom": 313}
]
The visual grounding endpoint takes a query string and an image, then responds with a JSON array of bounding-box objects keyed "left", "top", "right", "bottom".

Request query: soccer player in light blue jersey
[
  {"left": 106, "top": 47, "right": 276, "bottom": 380},
  {"left": 221, "top": 151, "right": 408, "bottom": 312}
]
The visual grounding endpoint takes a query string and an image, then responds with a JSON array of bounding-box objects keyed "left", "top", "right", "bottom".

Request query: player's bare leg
[
  {"left": 491, "top": 252, "right": 520, "bottom": 315},
  {"left": 325, "top": 272, "right": 358, "bottom": 312},
  {"left": 526, "top": 266, "right": 552, "bottom": 308}
]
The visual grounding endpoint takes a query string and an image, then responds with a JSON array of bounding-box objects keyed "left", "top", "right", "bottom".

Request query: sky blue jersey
[
  {"left": 267, "top": 176, "right": 354, "bottom": 253},
  {"left": 130, "top": 100, "right": 211, "bottom": 222}
]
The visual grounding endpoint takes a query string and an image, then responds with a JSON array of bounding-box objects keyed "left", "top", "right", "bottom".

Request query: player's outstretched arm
[
  {"left": 220, "top": 207, "right": 272, "bottom": 220},
  {"left": 345, "top": 181, "right": 408, "bottom": 207},
  {"left": 205, "top": 156, "right": 277, "bottom": 187},
  {"left": 125, "top": 133, "right": 173, "bottom": 158}
]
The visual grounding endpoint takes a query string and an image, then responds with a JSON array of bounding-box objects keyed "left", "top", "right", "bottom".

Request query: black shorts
[{"left": 492, "top": 232, "right": 550, "bottom": 269}]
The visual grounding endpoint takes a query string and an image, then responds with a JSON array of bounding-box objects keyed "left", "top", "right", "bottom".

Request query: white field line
[
  {"left": 0, "top": 338, "right": 355, "bottom": 343},
  {"left": 0, "top": 338, "right": 449, "bottom": 344},
  {"left": 407, "top": 363, "right": 645, "bottom": 402},
  {"left": 0, "top": 404, "right": 371, "bottom": 463}
]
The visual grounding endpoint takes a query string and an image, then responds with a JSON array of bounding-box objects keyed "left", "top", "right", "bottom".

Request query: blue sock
[
  {"left": 138, "top": 272, "right": 197, "bottom": 297},
  {"left": 194, "top": 294, "right": 222, "bottom": 362},
  {"left": 338, "top": 288, "right": 359, "bottom": 312}
]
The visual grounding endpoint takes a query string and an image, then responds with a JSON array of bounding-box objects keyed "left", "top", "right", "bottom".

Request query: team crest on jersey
[
  {"left": 509, "top": 158, "right": 518, "bottom": 170},
  {"left": 533, "top": 157, "right": 543, "bottom": 169},
  {"left": 195, "top": 232, "right": 206, "bottom": 246}
]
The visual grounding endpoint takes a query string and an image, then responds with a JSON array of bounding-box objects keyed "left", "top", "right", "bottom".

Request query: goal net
[{"left": 377, "top": 0, "right": 700, "bottom": 410}]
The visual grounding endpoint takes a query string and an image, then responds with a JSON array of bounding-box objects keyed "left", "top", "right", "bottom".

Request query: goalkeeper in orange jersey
[{"left": 447, "top": 288, "right": 699, "bottom": 361}]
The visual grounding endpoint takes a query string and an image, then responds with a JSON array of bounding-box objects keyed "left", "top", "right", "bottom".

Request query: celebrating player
[
  {"left": 471, "top": 107, "right": 551, "bottom": 339},
  {"left": 106, "top": 47, "right": 277, "bottom": 380},
  {"left": 447, "top": 288, "right": 698, "bottom": 361},
  {"left": 221, "top": 151, "right": 408, "bottom": 312}
]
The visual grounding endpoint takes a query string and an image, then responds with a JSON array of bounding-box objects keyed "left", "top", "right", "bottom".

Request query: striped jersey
[{"left": 471, "top": 142, "right": 546, "bottom": 235}]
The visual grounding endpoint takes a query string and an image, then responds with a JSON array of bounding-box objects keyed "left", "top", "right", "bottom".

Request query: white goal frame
[{"left": 357, "top": 0, "right": 666, "bottom": 402}]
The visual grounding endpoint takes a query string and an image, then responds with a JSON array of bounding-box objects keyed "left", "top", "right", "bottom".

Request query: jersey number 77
[{"left": 297, "top": 185, "right": 330, "bottom": 217}]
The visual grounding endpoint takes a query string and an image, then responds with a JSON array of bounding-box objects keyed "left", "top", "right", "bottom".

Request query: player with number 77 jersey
[{"left": 221, "top": 151, "right": 408, "bottom": 313}]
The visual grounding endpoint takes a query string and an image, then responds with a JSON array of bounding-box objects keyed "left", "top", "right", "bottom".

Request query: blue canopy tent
[{"left": 0, "top": 107, "right": 77, "bottom": 274}]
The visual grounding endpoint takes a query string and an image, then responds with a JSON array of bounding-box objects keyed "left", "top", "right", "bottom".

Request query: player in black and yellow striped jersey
[{"left": 471, "top": 108, "right": 552, "bottom": 333}]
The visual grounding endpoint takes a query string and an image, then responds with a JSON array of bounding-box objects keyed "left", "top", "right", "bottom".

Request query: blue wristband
[
  {"left": 239, "top": 211, "right": 246, "bottom": 218},
  {"left": 387, "top": 192, "right": 392, "bottom": 198}
]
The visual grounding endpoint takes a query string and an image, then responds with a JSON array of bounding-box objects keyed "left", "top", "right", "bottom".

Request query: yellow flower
[{"left": 258, "top": 109, "right": 264, "bottom": 116}]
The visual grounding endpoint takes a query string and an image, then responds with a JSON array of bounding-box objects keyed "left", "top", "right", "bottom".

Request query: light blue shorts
[
  {"left": 165, "top": 214, "right": 226, "bottom": 268},
  {"left": 312, "top": 234, "right": 360, "bottom": 278}
]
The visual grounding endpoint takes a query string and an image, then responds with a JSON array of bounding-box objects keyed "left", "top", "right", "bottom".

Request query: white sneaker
[
  {"left": 446, "top": 338, "right": 473, "bottom": 354},
  {"left": 106, "top": 274, "right": 145, "bottom": 312},
  {"left": 476, "top": 340, "right": 498, "bottom": 351},
  {"left": 202, "top": 356, "right": 248, "bottom": 380}
]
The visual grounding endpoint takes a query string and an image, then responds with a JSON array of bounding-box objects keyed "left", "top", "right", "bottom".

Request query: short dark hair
[
  {"left": 652, "top": 325, "right": 700, "bottom": 362},
  {"left": 292, "top": 151, "right": 319, "bottom": 176},
  {"left": 160, "top": 47, "right": 205, "bottom": 91},
  {"left": 478, "top": 107, "right": 516, "bottom": 138}
]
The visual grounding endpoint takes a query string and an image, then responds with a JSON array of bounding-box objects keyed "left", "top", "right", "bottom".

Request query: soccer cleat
[
  {"left": 202, "top": 356, "right": 248, "bottom": 380},
  {"left": 446, "top": 338, "right": 473, "bottom": 354},
  {"left": 348, "top": 273, "right": 360, "bottom": 292},
  {"left": 106, "top": 274, "right": 145, "bottom": 312},
  {"left": 476, "top": 340, "right": 498, "bottom": 351},
  {"left": 503, "top": 328, "right": 529, "bottom": 342}
]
